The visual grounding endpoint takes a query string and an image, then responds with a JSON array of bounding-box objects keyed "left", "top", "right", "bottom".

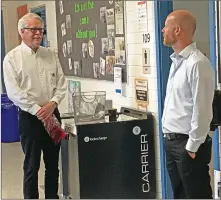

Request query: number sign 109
[{"left": 142, "top": 33, "right": 150, "bottom": 43}]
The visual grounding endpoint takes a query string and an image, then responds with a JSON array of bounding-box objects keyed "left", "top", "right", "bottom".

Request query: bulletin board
[{"left": 55, "top": 0, "right": 127, "bottom": 82}]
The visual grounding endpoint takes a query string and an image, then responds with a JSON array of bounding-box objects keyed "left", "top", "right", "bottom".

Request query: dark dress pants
[
  {"left": 18, "top": 108, "right": 61, "bottom": 199},
  {"left": 164, "top": 134, "right": 213, "bottom": 199}
]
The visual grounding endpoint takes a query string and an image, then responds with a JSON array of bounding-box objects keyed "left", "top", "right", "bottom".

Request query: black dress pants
[
  {"left": 18, "top": 109, "right": 61, "bottom": 199},
  {"left": 164, "top": 134, "right": 213, "bottom": 199}
]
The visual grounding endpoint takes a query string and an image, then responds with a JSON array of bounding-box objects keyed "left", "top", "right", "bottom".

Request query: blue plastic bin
[{"left": 1, "top": 94, "right": 20, "bottom": 143}]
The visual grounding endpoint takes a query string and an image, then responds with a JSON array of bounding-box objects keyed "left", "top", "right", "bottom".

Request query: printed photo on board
[
  {"left": 61, "top": 23, "right": 66, "bottom": 36},
  {"left": 74, "top": 61, "right": 80, "bottom": 75},
  {"left": 107, "top": 25, "right": 115, "bottom": 38},
  {"left": 115, "top": 51, "right": 126, "bottom": 65},
  {"left": 101, "top": 38, "right": 108, "bottom": 55},
  {"left": 106, "top": 56, "right": 115, "bottom": 74},
  {"left": 66, "top": 14, "right": 71, "bottom": 28},
  {"left": 88, "top": 40, "right": 94, "bottom": 58},
  {"left": 115, "top": 1, "right": 124, "bottom": 34},
  {"left": 115, "top": 1, "right": 123, "bottom": 14},
  {"left": 68, "top": 58, "right": 72, "bottom": 70},
  {"left": 59, "top": 0, "right": 64, "bottom": 14},
  {"left": 115, "top": 37, "right": 125, "bottom": 51},
  {"left": 100, "top": 57, "right": 106, "bottom": 75},
  {"left": 67, "top": 40, "right": 72, "bottom": 54},
  {"left": 93, "top": 63, "right": 100, "bottom": 78},
  {"left": 108, "top": 37, "right": 115, "bottom": 54},
  {"left": 63, "top": 42, "right": 67, "bottom": 57},
  {"left": 100, "top": 7, "right": 107, "bottom": 23},
  {"left": 82, "top": 43, "right": 88, "bottom": 58},
  {"left": 106, "top": 8, "right": 114, "bottom": 25}
]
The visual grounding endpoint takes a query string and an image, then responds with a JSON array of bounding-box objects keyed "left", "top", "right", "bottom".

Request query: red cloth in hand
[{"left": 43, "top": 115, "right": 67, "bottom": 144}]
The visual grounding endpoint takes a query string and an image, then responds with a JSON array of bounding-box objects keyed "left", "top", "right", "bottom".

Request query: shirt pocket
[{"left": 47, "top": 69, "right": 57, "bottom": 87}]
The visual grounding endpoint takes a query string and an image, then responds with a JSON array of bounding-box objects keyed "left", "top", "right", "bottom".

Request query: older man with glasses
[{"left": 3, "top": 13, "right": 67, "bottom": 199}]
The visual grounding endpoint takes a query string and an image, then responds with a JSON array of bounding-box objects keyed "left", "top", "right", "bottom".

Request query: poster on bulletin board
[
  {"left": 55, "top": 0, "right": 127, "bottom": 82},
  {"left": 135, "top": 78, "right": 148, "bottom": 111},
  {"left": 68, "top": 80, "right": 81, "bottom": 112}
]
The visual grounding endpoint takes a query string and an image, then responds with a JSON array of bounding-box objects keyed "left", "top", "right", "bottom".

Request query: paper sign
[
  {"left": 142, "top": 48, "right": 151, "bottom": 74},
  {"left": 114, "top": 67, "right": 122, "bottom": 94},
  {"left": 137, "top": 1, "right": 148, "bottom": 31},
  {"left": 214, "top": 170, "right": 221, "bottom": 199},
  {"left": 135, "top": 78, "right": 148, "bottom": 102}
]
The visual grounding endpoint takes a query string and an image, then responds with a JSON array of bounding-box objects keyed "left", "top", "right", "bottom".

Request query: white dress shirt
[
  {"left": 3, "top": 42, "right": 67, "bottom": 115},
  {"left": 162, "top": 42, "right": 215, "bottom": 152}
]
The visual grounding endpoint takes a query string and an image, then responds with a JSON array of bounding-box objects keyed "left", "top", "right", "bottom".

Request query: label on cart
[{"left": 84, "top": 136, "right": 107, "bottom": 142}]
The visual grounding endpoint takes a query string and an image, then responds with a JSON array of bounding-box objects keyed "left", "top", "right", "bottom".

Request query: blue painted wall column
[
  {"left": 154, "top": 1, "right": 173, "bottom": 199},
  {"left": 209, "top": 0, "right": 220, "bottom": 171}
]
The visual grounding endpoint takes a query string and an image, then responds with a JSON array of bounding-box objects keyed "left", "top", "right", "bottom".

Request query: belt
[{"left": 164, "top": 133, "right": 189, "bottom": 140}]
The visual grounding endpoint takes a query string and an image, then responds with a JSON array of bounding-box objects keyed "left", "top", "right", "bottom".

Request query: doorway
[{"left": 30, "top": 6, "right": 47, "bottom": 47}]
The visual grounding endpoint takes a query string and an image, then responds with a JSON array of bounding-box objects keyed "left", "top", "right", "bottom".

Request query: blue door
[{"left": 154, "top": 1, "right": 174, "bottom": 199}]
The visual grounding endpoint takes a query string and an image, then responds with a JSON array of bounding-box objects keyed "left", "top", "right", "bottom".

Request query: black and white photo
[
  {"left": 115, "top": 51, "right": 126, "bottom": 65},
  {"left": 100, "top": 7, "right": 107, "bottom": 23},
  {"left": 66, "top": 14, "right": 71, "bottom": 29},
  {"left": 108, "top": 37, "right": 115, "bottom": 54},
  {"left": 107, "top": 24, "right": 115, "bottom": 38},
  {"left": 61, "top": 23, "right": 66, "bottom": 36},
  {"left": 63, "top": 42, "right": 67, "bottom": 57},
  {"left": 88, "top": 40, "right": 94, "bottom": 58},
  {"left": 101, "top": 38, "right": 108, "bottom": 54},
  {"left": 82, "top": 43, "right": 88, "bottom": 58},
  {"left": 106, "top": 8, "right": 114, "bottom": 25},
  {"left": 115, "top": 1, "right": 124, "bottom": 34},
  {"left": 67, "top": 40, "right": 72, "bottom": 54},
  {"left": 68, "top": 58, "right": 72, "bottom": 70},
  {"left": 100, "top": 57, "right": 106, "bottom": 75},
  {"left": 59, "top": 0, "right": 64, "bottom": 14},
  {"left": 74, "top": 61, "right": 80, "bottom": 75},
  {"left": 115, "top": 37, "right": 125, "bottom": 51},
  {"left": 93, "top": 63, "right": 100, "bottom": 78},
  {"left": 115, "top": 1, "right": 123, "bottom": 15}
]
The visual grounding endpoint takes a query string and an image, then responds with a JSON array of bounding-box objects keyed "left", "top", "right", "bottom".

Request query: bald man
[{"left": 162, "top": 10, "right": 214, "bottom": 199}]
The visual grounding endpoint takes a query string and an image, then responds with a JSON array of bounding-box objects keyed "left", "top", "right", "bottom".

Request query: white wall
[{"left": 2, "top": 1, "right": 162, "bottom": 198}]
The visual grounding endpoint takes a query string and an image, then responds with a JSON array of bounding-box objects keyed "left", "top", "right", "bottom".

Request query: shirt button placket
[{"left": 36, "top": 57, "right": 47, "bottom": 97}]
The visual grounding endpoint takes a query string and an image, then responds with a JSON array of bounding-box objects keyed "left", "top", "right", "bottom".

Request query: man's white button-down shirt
[
  {"left": 3, "top": 42, "right": 67, "bottom": 115},
  {"left": 162, "top": 42, "right": 215, "bottom": 152}
]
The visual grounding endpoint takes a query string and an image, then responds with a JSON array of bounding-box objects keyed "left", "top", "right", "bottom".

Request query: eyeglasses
[{"left": 23, "top": 28, "right": 46, "bottom": 34}]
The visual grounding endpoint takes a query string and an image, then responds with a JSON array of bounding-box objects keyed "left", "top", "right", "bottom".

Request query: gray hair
[{"left": 18, "top": 13, "right": 44, "bottom": 35}]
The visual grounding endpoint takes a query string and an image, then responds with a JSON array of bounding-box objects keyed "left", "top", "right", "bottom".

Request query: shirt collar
[
  {"left": 21, "top": 41, "right": 41, "bottom": 55},
  {"left": 170, "top": 42, "right": 197, "bottom": 60}
]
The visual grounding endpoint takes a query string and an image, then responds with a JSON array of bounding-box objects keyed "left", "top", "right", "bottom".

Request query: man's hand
[
  {"left": 187, "top": 151, "right": 196, "bottom": 159},
  {"left": 36, "top": 101, "right": 57, "bottom": 122}
]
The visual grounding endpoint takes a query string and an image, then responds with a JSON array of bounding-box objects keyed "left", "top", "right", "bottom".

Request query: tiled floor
[
  {"left": 2, "top": 142, "right": 46, "bottom": 199},
  {"left": 2, "top": 141, "right": 215, "bottom": 199}
]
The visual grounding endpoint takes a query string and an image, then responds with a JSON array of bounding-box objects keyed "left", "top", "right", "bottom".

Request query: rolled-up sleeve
[
  {"left": 185, "top": 61, "right": 215, "bottom": 152},
  {"left": 50, "top": 55, "right": 67, "bottom": 105},
  {"left": 3, "top": 55, "right": 41, "bottom": 115}
]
